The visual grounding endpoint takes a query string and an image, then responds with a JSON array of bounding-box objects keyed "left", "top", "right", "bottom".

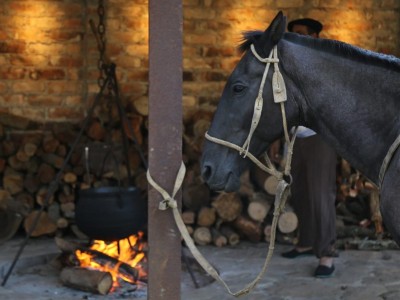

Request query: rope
[
  {"left": 147, "top": 162, "right": 292, "bottom": 297},
  {"left": 378, "top": 133, "right": 400, "bottom": 189},
  {"left": 147, "top": 44, "right": 297, "bottom": 297}
]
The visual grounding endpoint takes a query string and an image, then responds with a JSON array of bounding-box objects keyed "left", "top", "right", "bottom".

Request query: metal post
[{"left": 148, "top": 0, "right": 182, "bottom": 299}]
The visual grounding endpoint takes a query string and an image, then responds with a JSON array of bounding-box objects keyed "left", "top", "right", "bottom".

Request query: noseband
[{"left": 205, "top": 44, "right": 297, "bottom": 181}]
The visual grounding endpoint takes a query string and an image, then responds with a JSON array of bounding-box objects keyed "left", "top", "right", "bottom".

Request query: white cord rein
[{"left": 147, "top": 44, "right": 298, "bottom": 297}]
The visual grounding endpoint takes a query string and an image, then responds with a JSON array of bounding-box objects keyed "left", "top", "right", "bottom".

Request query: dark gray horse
[{"left": 201, "top": 12, "right": 400, "bottom": 243}]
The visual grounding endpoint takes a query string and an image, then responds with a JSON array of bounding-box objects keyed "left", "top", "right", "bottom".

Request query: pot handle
[{"left": 84, "top": 146, "right": 92, "bottom": 186}]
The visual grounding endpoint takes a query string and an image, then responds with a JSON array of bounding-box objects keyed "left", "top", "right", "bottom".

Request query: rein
[{"left": 147, "top": 44, "right": 297, "bottom": 297}]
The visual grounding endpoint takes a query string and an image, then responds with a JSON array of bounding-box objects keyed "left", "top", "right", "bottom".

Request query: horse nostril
[{"left": 201, "top": 164, "right": 212, "bottom": 182}]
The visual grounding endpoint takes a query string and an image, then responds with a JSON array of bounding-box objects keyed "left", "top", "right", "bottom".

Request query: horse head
[{"left": 201, "top": 12, "right": 300, "bottom": 192}]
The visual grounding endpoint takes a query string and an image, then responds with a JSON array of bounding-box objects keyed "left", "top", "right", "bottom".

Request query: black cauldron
[{"left": 75, "top": 186, "right": 147, "bottom": 241}]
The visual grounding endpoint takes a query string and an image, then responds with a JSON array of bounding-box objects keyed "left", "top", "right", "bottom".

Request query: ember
[{"left": 75, "top": 232, "right": 147, "bottom": 292}]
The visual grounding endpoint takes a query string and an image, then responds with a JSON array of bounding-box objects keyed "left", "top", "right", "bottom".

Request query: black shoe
[
  {"left": 281, "top": 248, "right": 314, "bottom": 259},
  {"left": 314, "top": 264, "right": 335, "bottom": 278}
]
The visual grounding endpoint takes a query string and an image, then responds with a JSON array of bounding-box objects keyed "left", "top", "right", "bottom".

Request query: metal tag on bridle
[{"left": 272, "top": 71, "right": 287, "bottom": 103}]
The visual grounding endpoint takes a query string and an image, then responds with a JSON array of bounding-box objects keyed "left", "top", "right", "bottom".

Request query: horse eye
[{"left": 233, "top": 84, "right": 246, "bottom": 94}]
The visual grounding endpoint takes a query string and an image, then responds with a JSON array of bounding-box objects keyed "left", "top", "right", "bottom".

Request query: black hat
[{"left": 287, "top": 18, "right": 323, "bottom": 34}]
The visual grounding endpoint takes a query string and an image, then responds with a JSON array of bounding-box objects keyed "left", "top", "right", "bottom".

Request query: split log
[
  {"left": 42, "top": 135, "right": 60, "bottom": 153},
  {"left": 63, "top": 172, "right": 77, "bottom": 184},
  {"left": 247, "top": 192, "right": 272, "bottom": 222},
  {"left": 264, "top": 175, "right": 279, "bottom": 196},
  {"left": 60, "top": 267, "right": 113, "bottom": 295},
  {"left": 7, "top": 155, "right": 25, "bottom": 171},
  {"left": 37, "top": 163, "right": 56, "bottom": 184},
  {"left": 196, "top": 206, "right": 216, "bottom": 227},
  {"left": 278, "top": 210, "right": 298, "bottom": 234},
  {"left": 336, "top": 225, "right": 376, "bottom": 239},
  {"left": 76, "top": 248, "right": 140, "bottom": 283},
  {"left": 181, "top": 210, "right": 196, "bottom": 225},
  {"left": 3, "top": 168, "right": 24, "bottom": 195},
  {"left": 193, "top": 226, "right": 212, "bottom": 246},
  {"left": 1, "top": 140, "right": 16, "bottom": 156},
  {"left": 23, "top": 174, "right": 40, "bottom": 194},
  {"left": 233, "top": 215, "right": 262, "bottom": 243},
  {"left": 55, "top": 236, "right": 83, "bottom": 253},
  {"left": 210, "top": 228, "right": 228, "bottom": 247},
  {"left": 132, "top": 96, "right": 149, "bottom": 116},
  {"left": 0, "top": 158, "right": 6, "bottom": 173},
  {"left": 87, "top": 120, "right": 106, "bottom": 141},
  {"left": 123, "top": 114, "right": 144, "bottom": 145},
  {"left": 41, "top": 153, "right": 64, "bottom": 169},
  {"left": 36, "top": 186, "right": 55, "bottom": 207},
  {"left": 219, "top": 225, "right": 240, "bottom": 246},
  {"left": 23, "top": 210, "right": 57, "bottom": 237},
  {"left": 369, "top": 188, "right": 383, "bottom": 234},
  {"left": 56, "top": 217, "right": 69, "bottom": 229},
  {"left": 212, "top": 192, "right": 242, "bottom": 222},
  {"left": 238, "top": 170, "right": 255, "bottom": 199},
  {"left": 250, "top": 166, "right": 279, "bottom": 195},
  {"left": 183, "top": 182, "right": 210, "bottom": 212}
]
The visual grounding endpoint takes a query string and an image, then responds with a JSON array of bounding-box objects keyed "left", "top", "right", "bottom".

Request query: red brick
[{"left": 0, "top": 67, "right": 26, "bottom": 80}]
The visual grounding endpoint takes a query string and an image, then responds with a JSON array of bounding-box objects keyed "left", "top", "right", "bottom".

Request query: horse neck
[{"left": 279, "top": 39, "right": 400, "bottom": 185}]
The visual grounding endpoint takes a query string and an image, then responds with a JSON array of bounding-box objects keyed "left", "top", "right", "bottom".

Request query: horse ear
[
  {"left": 270, "top": 11, "right": 286, "bottom": 44},
  {"left": 260, "top": 11, "right": 286, "bottom": 48}
]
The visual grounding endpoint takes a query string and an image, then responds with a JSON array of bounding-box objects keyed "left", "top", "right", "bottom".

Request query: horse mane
[{"left": 238, "top": 31, "right": 400, "bottom": 71}]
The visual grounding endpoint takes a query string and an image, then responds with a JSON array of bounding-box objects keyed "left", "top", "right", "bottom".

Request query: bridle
[{"left": 205, "top": 43, "right": 297, "bottom": 182}]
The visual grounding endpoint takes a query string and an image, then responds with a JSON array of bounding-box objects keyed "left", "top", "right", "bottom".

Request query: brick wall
[{"left": 0, "top": 0, "right": 399, "bottom": 123}]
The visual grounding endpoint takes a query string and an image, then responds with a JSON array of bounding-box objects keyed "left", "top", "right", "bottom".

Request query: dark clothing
[{"left": 290, "top": 134, "right": 337, "bottom": 258}]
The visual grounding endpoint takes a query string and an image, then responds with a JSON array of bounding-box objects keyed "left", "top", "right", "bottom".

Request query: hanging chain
[{"left": 97, "top": 0, "right": 106, "bottom": 90}]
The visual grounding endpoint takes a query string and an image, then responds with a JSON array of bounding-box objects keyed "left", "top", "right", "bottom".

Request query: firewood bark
[
  {"left": 60, "top": 267, "right": 113, "bottom": 295},
  {"left": 196, "top": 206, "right": 216, "bottom": 227},
  {"left": 247, "top": 192, "right": 272, "bottom": 222},
  {"left": 212, "top": 192, "right": 242, "bottom": 222},
  {"left": 23, "top": 210, "right": 57, "bottom": 237},
  {"left": 219, "top": 225, "right": 240, "bottom": 246},
  {"left": 233, "top": 215, "right": 262, "bottom": 243},
  {"left": 193, "top": 226, "right": 212, "bottom": 246}
]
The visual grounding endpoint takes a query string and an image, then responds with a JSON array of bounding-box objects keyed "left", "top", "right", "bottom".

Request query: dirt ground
[{"left": 1, "top": 237, "right": 400, "bottom": 300}]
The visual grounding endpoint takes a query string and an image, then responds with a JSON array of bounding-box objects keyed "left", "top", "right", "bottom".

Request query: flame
[{"left": 75, "top": 232, "right": 147, "bottom": 291}]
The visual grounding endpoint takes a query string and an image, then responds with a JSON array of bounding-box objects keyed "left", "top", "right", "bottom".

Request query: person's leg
[
  {"left": 282, "top": 138, "right": 314, "bottom": 258},
  {"left": 305, "top": 135, "right": 337, "bottom": 276}
]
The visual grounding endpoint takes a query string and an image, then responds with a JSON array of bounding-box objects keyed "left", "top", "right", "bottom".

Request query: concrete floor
[{"left": 1, "top": 237, "right": 400, "bottom": 300}]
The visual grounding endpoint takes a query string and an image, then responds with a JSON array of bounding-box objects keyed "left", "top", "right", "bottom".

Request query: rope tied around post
[{"left": 147, "top": 160, "right": 294, "bottom": 297}]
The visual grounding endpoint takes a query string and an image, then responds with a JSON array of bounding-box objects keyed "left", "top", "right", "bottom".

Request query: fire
[{"left": 75, "top": 232, "right": 147, "bottom": 291}]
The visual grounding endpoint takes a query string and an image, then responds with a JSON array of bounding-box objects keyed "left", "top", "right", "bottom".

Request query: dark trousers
[{"left": 290, "top": 134, "right": 337, "bottom": 258}]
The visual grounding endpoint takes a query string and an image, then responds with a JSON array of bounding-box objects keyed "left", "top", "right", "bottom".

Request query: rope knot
[{"left": 159, "top": 197, "right": 178, "bottom": 210}]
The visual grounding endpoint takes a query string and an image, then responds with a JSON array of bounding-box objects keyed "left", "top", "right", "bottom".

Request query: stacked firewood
[
  {"left": 181, "top": 109, "right": 391, "bottom": 249},
  {"left": 0, "top": 105, "right": 393, "bottom": 250},
  {"left": 0, "top": 104, "right": 148, "bottom": 241}
]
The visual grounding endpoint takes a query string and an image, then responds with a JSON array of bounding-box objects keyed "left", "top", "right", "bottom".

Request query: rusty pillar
[{"left": 148, "top": 0, "right": 183, "bottom": 300}]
